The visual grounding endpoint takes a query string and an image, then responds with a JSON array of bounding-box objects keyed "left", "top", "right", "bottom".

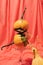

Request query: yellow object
[
  {"left": 14, "top": 34, "right": 23, "bottom": 45},
  {"left": 14, "top": 19, "right": 28, "bottom": 30},
  {"left": 32, "top": 48, "right": 43, "bottom": 65}
]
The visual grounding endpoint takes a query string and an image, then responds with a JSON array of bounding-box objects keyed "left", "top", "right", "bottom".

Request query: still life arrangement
[
  {"left": 1, "top": 8, "right": 43, "bottom": 65},
  {"left": 1, "top": 8, "right": 29, "bottom": 50}
]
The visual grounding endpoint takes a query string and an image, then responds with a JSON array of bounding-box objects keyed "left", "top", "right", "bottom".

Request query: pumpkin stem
[
  {"left": 32, "top": 48, "right": 39, "bottom": 58},
  {"left": 21, "top": 8, "right": 27, "bottom": 19},
  {"left": 1, "top": 42, "right": 14, "bottom": 50}
]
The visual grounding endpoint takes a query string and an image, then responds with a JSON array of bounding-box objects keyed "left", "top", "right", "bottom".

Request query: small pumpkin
[
  {"left": 14, "top": 19, "right": 28, "bottom": 33},
  {"left": 14, "top": 34, "right": 27, "bottom": 45}
]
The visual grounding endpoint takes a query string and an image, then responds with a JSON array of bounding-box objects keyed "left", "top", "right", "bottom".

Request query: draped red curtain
[{"left": 0, "top": 0, "right": 43, "bottom": 65}]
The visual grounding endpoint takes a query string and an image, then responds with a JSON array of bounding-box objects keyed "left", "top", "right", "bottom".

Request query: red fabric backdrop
[{"left": 0, "top": 0, "right": 43, "bottom": 65}]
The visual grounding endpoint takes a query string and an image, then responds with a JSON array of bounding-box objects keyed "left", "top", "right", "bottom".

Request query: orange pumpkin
[
  {"left": 14, "top": 34, "right": 22, "bottom": 45},
  {"left": 14, "top": 34, "right": 27, "bottom": 45},
  {"left": 14, "top": 19, "right": 28, "bottom": 32}
]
